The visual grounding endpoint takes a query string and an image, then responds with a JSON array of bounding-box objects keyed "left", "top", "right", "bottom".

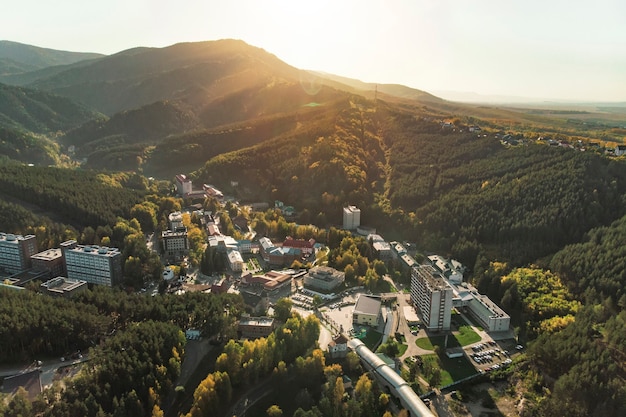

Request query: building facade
[
  {"left": 0, "top": 233, "right": 38, "bottom": 275},
  {"left": 303, "top": 266, "right": 345, "bottom": 291},
  {"left": 467, "top": 293, "right": 511, "bottom": 332},
  {"left": 61, "top": 241, "right": 123, "bottom": 287},
  {"left": 282, "top": 237, "right": 315, "bottom": 255},
  {"left": 353, "top": 295, "right": 382, "bottom": 327},
  {"left": 238, "top": 317, "right": 275, "bottom": 339},
  {"left": 161, "top": 229, "right": 189, "bottom": 260},
  {"left": 168, "top": 211, "right": 184, "bottom": 230},
  {"left": 410, "top": 265, "right": 453, "bottom": 331},
  {"left": 227, "top": 249, "right": 244, "bottom": 272},
  {"left": 175, "top": 174, "right": 192, "bottom": 196},
  {"left": 328, "top": 334, "right": 349, "bottom": 359},
  {"left": 342, "top": 206, "right": 361, "bottom": 230},
  {"left": 31, "top": 248, "right": 65, "bottom": 279}
]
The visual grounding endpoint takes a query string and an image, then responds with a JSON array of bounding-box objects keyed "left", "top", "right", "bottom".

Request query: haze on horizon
[{"left": 4, "top": 0, "right": 625, "bottom": 102}]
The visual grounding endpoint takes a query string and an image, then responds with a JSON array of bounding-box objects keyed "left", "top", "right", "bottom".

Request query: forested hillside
[
  {"left": 1, "top": 38, "right": 626, "bottom": 417},
  {"left": 26, "top": 40, "right": 304, "bottom": 115},
  {"left": 0, "top": 82, "right": 100, "bottom": 164},
  {"left": 0, "top": 165, "right": 144, "bottom": 227},
  {"left": 196, "top": 100, "right": 626, "bottom": 269},
  {"left": 0, "top": 82, "right": 99, "bottom": 133},
  {"left": 196, "top": 97, "right": 386, "bottom": 216},
  {"left": 59, "top": 82, "right": 348, "bottom": 173}
]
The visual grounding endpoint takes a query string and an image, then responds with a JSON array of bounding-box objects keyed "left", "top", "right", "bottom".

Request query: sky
[{"left": 3, "top": 0, "right": 625, "bottom": 102}]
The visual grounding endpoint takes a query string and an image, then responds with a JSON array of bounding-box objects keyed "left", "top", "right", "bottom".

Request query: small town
[{"left": 1, "top": 173, "right": 525, "bottom": 417}]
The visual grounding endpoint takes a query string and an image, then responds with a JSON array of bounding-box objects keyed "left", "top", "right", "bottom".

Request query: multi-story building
[
  {"left": 467, "top": 292, "right": 511, "bottom": 332},
  {"left": 161, "top": 228, "right": 189, "bottom": 260},
  {"left": 31, "top": 248, "right": 65, "bottom": 279},
  {"left": 238, "top": 316, "right": 275, "bottom": 339},
  {"left": 372, "top": 241, "right": 392, "bottom": 260},
  {"left": 175, "top": 174, "right": 192, "bottom": 197},
  {"left": 343, "top": 206, "right": 361, "bottom": 230},
  {"left": 427, "top": 255, "right": 464, "bottom": 284},
  {"left": 282, "top": 237, "right": 315, "bottom": 255},
  {"left": 0, "top": 233, "right": 38, "bottom": 275},
  {"left": 258, "top": 237, "right": 274, "bottom": 262},
  {"left": 168, "top": 211, "right": 184, "bottom": 230},
  {"left": 227, "top": 249, "right": 244, "bottom": 272},
  {"left": 410, "top": 265, "right": 453, "bottom": 331},
  {"left": 303, "top": 266, "right": 345, "bottom": 291},
  {"left": 328, "top": 334, "right": 349, "bottom": 359},
  {"left": 237, "top": 240, "right": 252, "bottom": 254},
  {"left": 61, "top": 240, "right": 123, "bottom": 287},
  {"left": 241, "top": 271, "right": 292, "bottom": 292}
]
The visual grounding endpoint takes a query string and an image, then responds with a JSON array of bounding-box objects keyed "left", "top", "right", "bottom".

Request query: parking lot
[{"left": 465, "top": 340, "right": 523, "bottom": 372}]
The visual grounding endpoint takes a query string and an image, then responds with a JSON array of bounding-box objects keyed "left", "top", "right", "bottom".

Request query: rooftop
[
  {"left": 41, "top": 277, "right": 86, "bottom": 293},
  {"left": 354, "top": 294, "right": 382, "bottom": 316},
  {"left": 414, "top": 264, "right": 449, "bottom": 291},
  {"left": 67, "top": 245, "right": 121, "bottom": 257},
  {"left": 239, "top": 316, "right": 275, "bottom": 327},
  {"left": 31, "top": 248, "right": 62, "bottom": 261}
]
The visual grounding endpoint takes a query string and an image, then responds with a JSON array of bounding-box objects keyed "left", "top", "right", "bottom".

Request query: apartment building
[
  {"left": 61, "top": 240, "right": 123, "bottom": 287},
  {"left": 0, "top": 233, "right": 38, "bottom": 275},
  {"left": 161, "top": 228, "right": 189, "bottom": 260},
  {"left": 410, "top": 265, "right": 453, "bottom": 331},
  {"left": 31, "top": 248, "right": 65, "bottom": 279},
  {"left": 342, "top": 205, "right": 361, "bottom": 230}
]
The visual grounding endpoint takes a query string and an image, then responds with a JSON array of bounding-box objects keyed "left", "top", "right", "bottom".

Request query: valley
[{"left": 1, "top": 39, "right": 626, "bottom": 417}]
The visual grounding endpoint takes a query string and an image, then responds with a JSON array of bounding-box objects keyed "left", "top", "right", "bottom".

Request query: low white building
[
  {"left": 227, "top": 249, "right": 244, "bottom": 272},
  {"left": 353, "top": 294, "right": 382, "bottom": 327},
  {"left": 303, "top": 266, "right": 345, "bottom": 291},
  {"left": 328, "top": 334, "right": 349, "bottom": 358},
  {"left": 467, "top": 293, "right": 510, "bottom": 332}
]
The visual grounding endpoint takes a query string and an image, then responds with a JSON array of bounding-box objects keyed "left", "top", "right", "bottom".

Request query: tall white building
[
  {"left": 343, "top": 206, "right": 361, "bottom": 230},
  {"left": 61, "top": 240, "right": 123, "bottom": 287},
  {"left": 410, "top": 265, "right": 453, "bottom": 331},
  {"left": 0, "top": 233, "right": 38, "bottom": 275},
  {"left": 175, "top": 174, "right": 192, "bottom": 197}
]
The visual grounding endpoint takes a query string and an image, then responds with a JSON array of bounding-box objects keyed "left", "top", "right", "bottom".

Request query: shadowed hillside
[
  {"left": 26, "top": 40, "right": 307, "bottom": 115},
  {"left": 0, "top": 82, "right": 99, "bottom": 133},
  {"left": 0, "top": 40, "right": 103, "bottom": 73}
]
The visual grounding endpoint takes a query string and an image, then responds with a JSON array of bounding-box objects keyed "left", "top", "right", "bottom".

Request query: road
[{"left": 0, "top": 355, "right": 90, "bottom": 388}]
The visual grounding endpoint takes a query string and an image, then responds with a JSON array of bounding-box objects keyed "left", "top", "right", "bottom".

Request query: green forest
[{"left": 2, "top": 38, "right": 626, "bottom": 417}]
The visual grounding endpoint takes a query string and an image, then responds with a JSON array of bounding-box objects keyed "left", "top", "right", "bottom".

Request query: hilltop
[{"left": 0, "top": 40, "right": 103, "bottom": 76}]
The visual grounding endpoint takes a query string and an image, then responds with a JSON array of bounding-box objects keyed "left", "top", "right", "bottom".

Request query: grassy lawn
[
  {"left": 415, "top": 326, "right": 480, "bottom": 351},
  {"left": 461, "top": 313, "right": 485, "bottom": 332},
  {"left": 422, "top": 353, "right": 478, "bottom": 388},
  {"left": 379, "top": 341, "right": 408, "bottom": 357},
  {"left": 415, "top": 337, "right": 436, "bottom": 350},
  {"left": 361, "top": 329, "right": 383, "bottom": 350},
  {"left": 456, "top": 325, "right": 481, "bottom": 346}
]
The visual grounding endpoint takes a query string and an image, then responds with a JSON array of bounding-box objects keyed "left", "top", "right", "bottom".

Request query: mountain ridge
[{"left": 0, "top": 40, "right": 103, "bottom": 72}]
